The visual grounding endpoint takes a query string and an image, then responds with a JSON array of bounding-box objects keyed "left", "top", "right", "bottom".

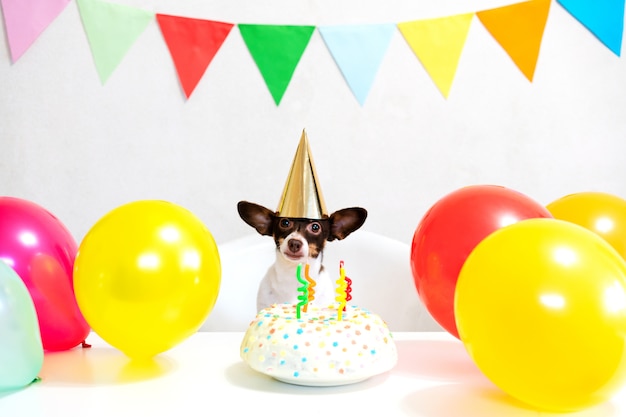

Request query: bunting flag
[
  {"left": 157, "top": 14, "right": 234, "bottom": 99},
  {"left": 398, "top": 13, "right": 474, "bottom": 98},
  {"left": 318, "top": 24, "right": 396, "bottom": 105},
  {"left": 2, "top": 0, "right": 625, "bottom": 103},
  {"left": 557, "top": 0, "right": 625, "bottom": 56},
  {"left": 238, "top": 24, "right": 315, "bottom": 105},
  {"left": 477, "top": 0, "right": 551, "bottom": 82},
  {"left": 0, "top": 0, "right": 70, "bottom": 63},
  {"left": 76, "top": 0, "right": 153, "bottom": 84}
]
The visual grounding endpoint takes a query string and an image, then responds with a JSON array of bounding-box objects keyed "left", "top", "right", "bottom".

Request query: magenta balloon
[{"left": 0, "top": 197, "right": 89, "bottom": 351}]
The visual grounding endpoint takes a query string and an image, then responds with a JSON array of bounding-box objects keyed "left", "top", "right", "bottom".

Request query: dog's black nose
[{"left": 288, "top": 239, "right": 302, "bottom": 253}]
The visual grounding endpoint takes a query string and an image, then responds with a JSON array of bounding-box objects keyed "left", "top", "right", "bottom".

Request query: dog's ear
[
  {"left": 237, "top": 201, "right": 276, "bottom": 236},
  {"left": 327, "top": 207, "right": 367, "bottom": 241}
]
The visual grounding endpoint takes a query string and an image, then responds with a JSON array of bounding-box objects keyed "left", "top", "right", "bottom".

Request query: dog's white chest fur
[{"left": 256, "top": 251, "right": 334, "bottom": 312}]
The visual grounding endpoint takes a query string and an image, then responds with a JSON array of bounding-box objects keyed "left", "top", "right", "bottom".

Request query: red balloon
[
  {"left": 0, "top": 197, "right": 89, "bottom": 351},
  {"left": 410, "top": 185, "right": 552, "bottom": 338}
]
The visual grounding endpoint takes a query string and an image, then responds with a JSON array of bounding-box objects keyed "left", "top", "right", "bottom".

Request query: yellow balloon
[
  {"left": 74, "top": 200, "right": 221, "bottom": 358},
  {"left": 455, "top": 218, "right": 626, "bottom": 412},
  {"left": 547, "top": 191, "right": 626, "bottom": 259}
]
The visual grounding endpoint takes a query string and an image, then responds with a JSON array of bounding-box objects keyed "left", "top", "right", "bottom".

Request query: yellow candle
[{"left": 335, "top": 260, "right": 347, "bottom": 320}]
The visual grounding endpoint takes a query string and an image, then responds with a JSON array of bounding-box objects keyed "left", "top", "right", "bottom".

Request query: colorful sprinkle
[{"left": 242, "top": 304, "right": 396, "bottom": 382}]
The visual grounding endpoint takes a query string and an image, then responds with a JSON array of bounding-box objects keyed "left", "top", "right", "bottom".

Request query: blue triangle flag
[
  {"left": 318, "top": 24, "right": 396, "bottom": 105},
  {"left": 557, "top": 0, "right": 625, "bottom": 56}
]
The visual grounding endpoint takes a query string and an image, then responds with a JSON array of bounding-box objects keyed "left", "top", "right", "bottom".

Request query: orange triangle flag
[
  {"left": 477, "top": 0, "right": 551, "bottom": 81},
  {"left": 157, "top": 14, "right": 234, "bottom": 99},
  {"left": 398, "top": 13, "right": 474, "bottom": 98}
]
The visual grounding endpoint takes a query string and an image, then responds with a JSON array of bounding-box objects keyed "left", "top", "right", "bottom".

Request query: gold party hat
[{"left": 276, "top": 129, "right": 328, "bottom": 219}]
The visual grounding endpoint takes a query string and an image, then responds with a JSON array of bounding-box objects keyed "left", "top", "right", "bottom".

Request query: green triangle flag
[
  {"left": 76, "top": 0, "right": 153, "bottom": 84},
  {"left": 238, "top": 24, "right": 315, "bottom": 105}
]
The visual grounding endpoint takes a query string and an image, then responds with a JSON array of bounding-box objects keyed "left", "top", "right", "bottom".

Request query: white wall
[{"left": 2, "top": 0, "right": 625, "bottom": 246}]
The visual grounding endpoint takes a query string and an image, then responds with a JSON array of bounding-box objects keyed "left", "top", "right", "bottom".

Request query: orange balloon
[{"left": 547, "top": 192, "right": 626, "bottom": 259}]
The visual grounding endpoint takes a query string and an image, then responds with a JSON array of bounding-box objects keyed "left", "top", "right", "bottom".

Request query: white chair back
[{"left": 199, "top": 231, "right": 444, "bottom": 332}]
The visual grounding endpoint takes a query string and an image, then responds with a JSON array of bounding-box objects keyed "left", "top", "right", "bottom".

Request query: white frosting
[{"left": 240, "top": 304, "right": 397, "bottom": 386}]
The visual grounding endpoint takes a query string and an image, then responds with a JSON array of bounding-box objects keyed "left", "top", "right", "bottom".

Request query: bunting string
[{"left": 1, "top": 0, "right": 623, "bottom": 104}]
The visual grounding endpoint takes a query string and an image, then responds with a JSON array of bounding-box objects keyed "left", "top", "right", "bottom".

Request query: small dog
[{"left": 237, "top": 201, "right": 367, "bottom": 311}]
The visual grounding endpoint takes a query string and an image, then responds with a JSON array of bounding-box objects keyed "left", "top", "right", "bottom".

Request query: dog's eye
[
  {"left": 308, "top": 222, "right": 322, "bottom": 234},
  {"left": 280, "top": 219, "right": 291, "bottom": 228}
]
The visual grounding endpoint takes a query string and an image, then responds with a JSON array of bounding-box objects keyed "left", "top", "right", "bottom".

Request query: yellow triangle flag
[
  {"left": 477, "top": 0, "right": 551, "bottom": 82},
  {"left": 398, "top": 13, "right": 474, "bottom": 98}
]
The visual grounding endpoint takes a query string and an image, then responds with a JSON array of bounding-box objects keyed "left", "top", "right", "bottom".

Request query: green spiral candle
[{"left": 296, "top": 263, "right": 309, "bottom": 319}]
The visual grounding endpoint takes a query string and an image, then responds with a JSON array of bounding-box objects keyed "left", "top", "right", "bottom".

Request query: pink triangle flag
[{"left": 0, "top": 0, "right": 71, "bottom": 63}]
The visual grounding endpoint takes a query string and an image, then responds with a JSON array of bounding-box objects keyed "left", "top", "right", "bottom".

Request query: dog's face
[
  {"left": 274, "top": 217, "right": 329, "bottom": 262},
  {"left": 237, "top": 201, "right": 367, "bottom": 264}
]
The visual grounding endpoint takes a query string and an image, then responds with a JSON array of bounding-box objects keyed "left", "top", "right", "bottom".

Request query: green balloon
[{"left": 0, "top": 261, "right": 44, "bottom": 390}]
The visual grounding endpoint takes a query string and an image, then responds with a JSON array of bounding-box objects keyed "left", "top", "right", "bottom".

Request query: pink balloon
[{"left": 0, "top": 197, "right": 89, "bottom": 351}]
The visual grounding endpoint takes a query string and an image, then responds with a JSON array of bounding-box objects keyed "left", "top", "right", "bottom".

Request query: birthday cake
[{"left": 240, "top": 303, "right": 397, "bottom": 386}]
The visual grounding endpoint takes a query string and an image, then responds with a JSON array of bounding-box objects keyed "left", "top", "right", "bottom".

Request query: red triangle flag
[{"left": 157, "top": 14, "right": 234, "bottom": 99}]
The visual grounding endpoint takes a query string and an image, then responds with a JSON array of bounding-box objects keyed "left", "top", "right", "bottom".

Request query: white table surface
[{"left": 0, "top": 332, "right": 622, "bottom": 417}]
